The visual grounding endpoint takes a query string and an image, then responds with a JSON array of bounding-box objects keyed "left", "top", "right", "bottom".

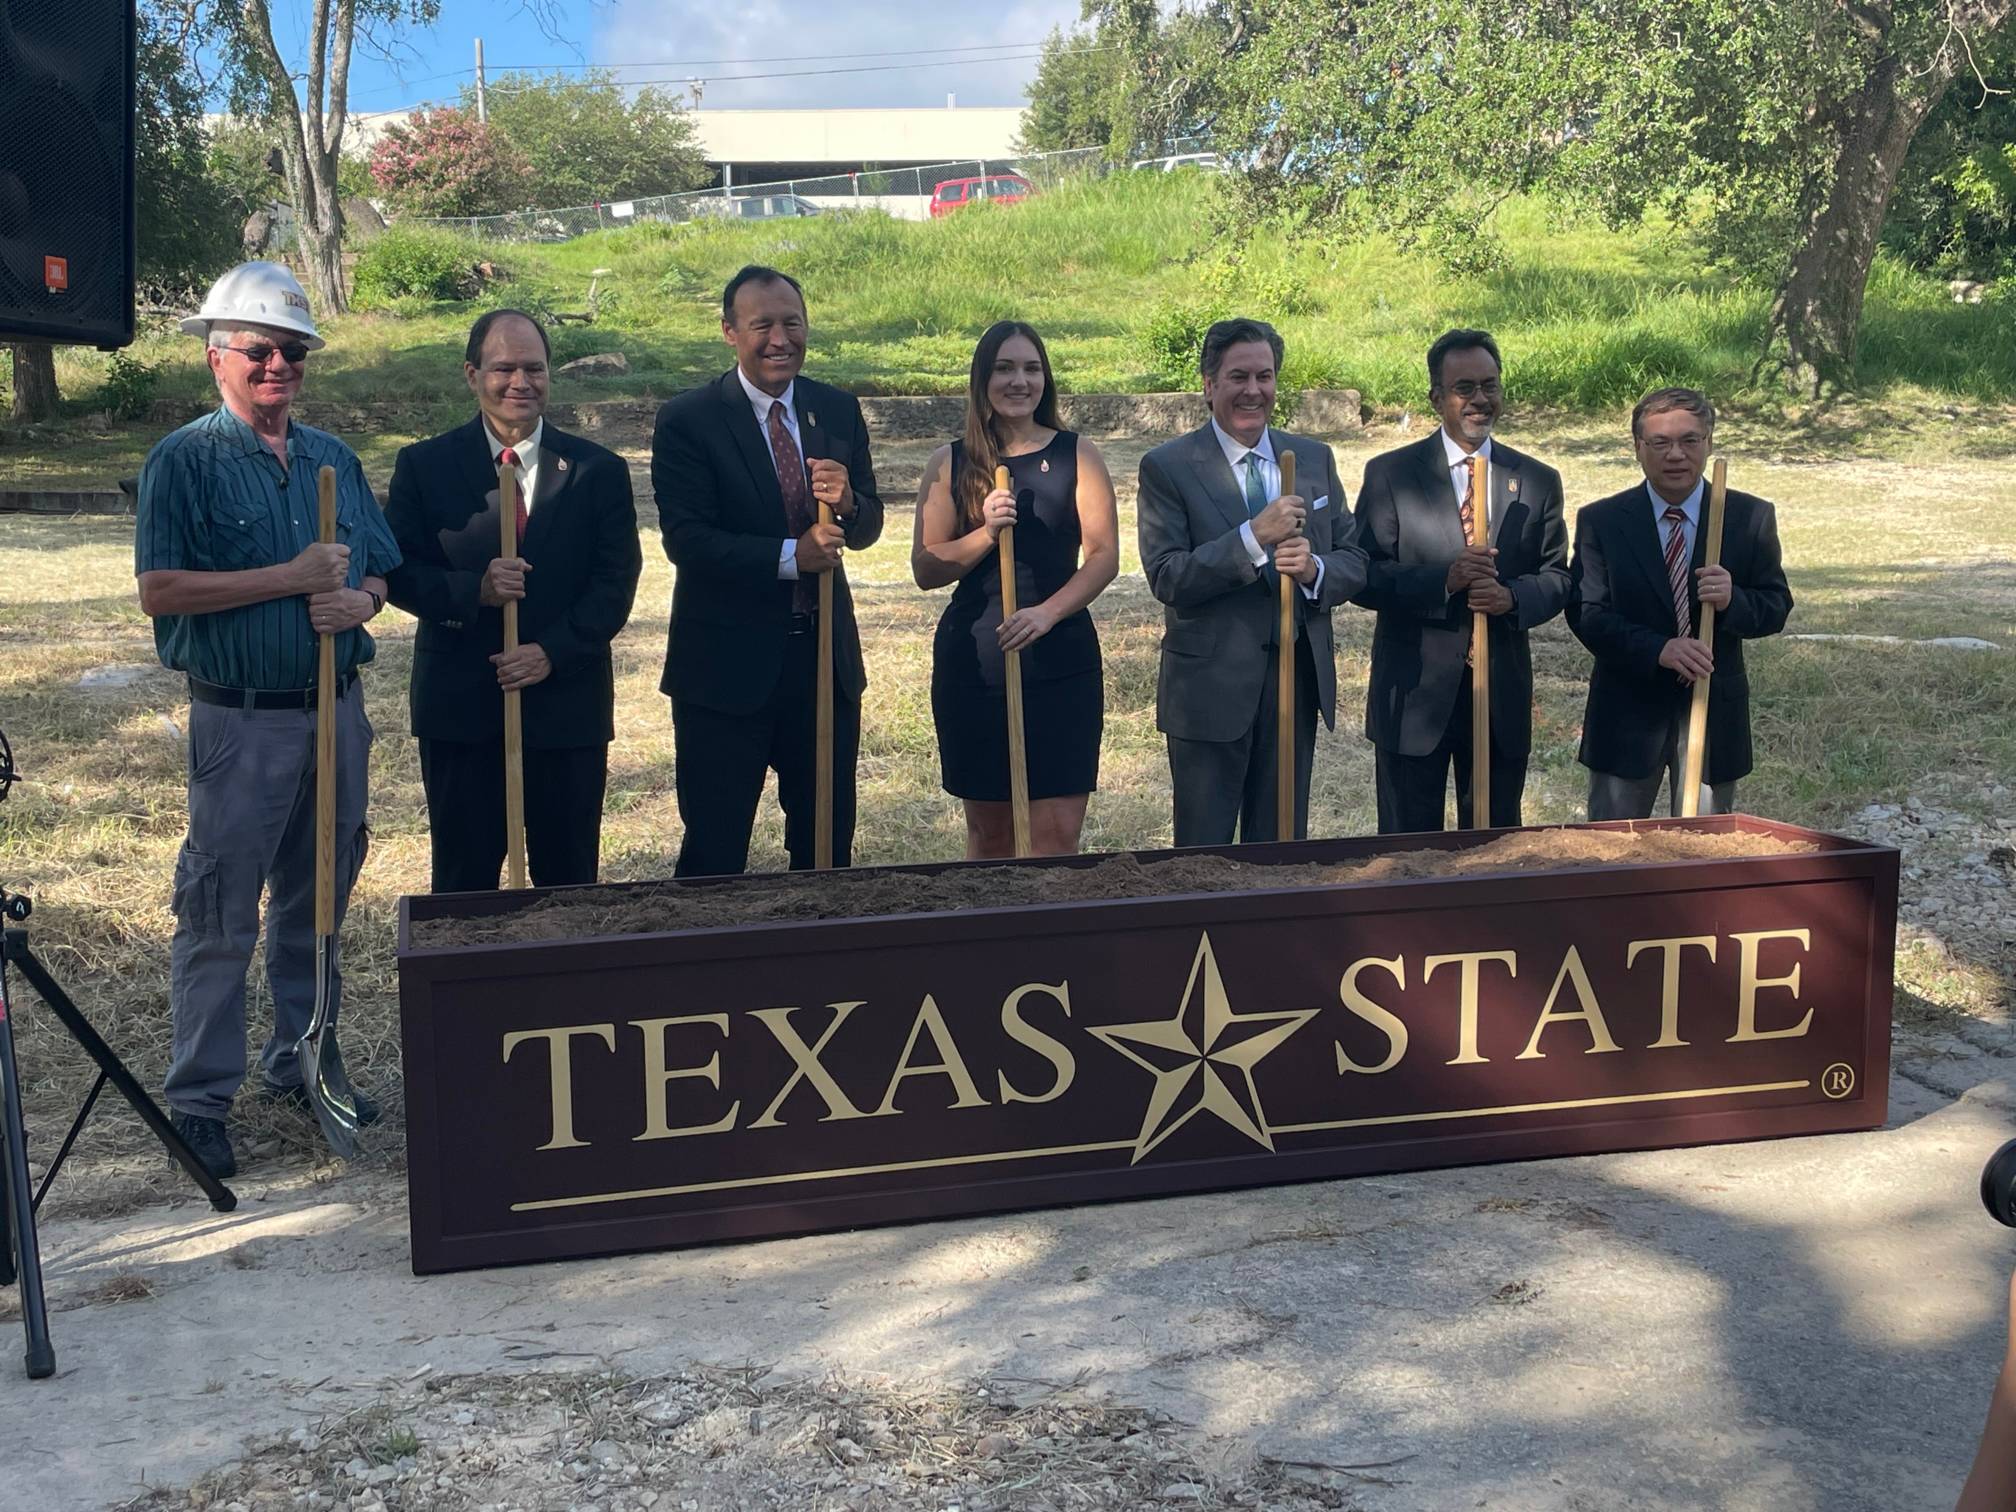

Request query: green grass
[{"left": 17, "top": 174, "right": 2016, "bottom": 446}]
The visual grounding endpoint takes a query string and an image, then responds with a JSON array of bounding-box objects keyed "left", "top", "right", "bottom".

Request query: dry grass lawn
[{"left": 1, "top": 412, "right": 2012, "bottom": 1211}]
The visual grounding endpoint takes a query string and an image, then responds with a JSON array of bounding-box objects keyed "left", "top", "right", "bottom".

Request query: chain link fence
[{"left": 410, "top": 138, "right": 1215, "bottom": 243}]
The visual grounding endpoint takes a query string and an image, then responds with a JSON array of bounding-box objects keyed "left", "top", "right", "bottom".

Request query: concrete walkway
[{"left": 3, "top": 1011, "right": 2011, "bottom": 1512}]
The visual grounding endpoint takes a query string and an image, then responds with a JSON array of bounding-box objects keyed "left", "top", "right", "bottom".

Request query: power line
[
  {"left": 484, "top": 41, "right": 1068, "bottom": 70},
  {"left": 484, "top": 51, "right": 1096, "bottom": 94}
]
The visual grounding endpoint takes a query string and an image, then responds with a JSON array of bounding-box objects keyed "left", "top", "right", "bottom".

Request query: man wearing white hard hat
[{"left": 134, "top": 260, "right": 402, "bottom": 1177}]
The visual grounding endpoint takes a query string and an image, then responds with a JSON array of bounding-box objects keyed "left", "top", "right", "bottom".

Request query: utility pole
[{"left": 474, "top": 37, "right": 488, "bottom": 124}]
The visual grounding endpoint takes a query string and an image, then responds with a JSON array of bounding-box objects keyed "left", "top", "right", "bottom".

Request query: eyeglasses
[
  {"left": 1642, "top": 434, "right": 1709, "bottom": 453},
  {"left": 223, "top": 341, "right": 310, "bottom": 368},
  {"left": 1442, "top": 379, "right": 1502, "bottom": 400}
]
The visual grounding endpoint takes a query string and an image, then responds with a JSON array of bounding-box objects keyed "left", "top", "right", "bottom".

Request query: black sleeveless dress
[{"left": 931, "top": 431, "right": 1104, "bottom": 801}]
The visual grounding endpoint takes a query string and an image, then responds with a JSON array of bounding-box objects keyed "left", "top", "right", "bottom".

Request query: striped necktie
[{"left": 1663, "top": 504, "right": 1692, "bottom": 639}]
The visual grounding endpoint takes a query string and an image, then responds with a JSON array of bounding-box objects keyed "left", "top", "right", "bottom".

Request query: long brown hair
[{"left": 958, "top": 320, "right": 1061, "bottom": 530}]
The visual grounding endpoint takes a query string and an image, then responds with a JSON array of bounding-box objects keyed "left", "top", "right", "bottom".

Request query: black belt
[
  {"left": 786, "top": 611, "right": 818, "bottom": 636},
  {"left": 187, "top": 670, "right": 356, "bottom": 710}
]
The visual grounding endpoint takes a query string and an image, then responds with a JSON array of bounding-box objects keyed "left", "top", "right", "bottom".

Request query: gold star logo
[{"left": 1089, "top": 932, "right": 1317, "bottom": 1164}]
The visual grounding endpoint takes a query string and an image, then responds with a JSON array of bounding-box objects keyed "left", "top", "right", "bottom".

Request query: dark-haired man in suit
[
  {"left": 1351, "top": 328, "right": 1570, "bottom": 832},
  {"left": 1568, "top": 387, "right": 1792, "bottom": 817},
  {"left": 1138, "top": 317, "right": 1366, "bottom": 846},
  {"left": 651, "top": 265, "right": 884, "bottom": 875},
  {"left": 384, "top": 308, "right": 643, "bottom": 891}
]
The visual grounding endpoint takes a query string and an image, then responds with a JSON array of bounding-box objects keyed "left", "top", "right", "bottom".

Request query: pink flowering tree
[{"left": 369, "top": 106, "right": 531, "bottom": 218}]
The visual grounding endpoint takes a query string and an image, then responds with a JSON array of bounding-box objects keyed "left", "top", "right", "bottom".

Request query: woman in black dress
[{"left": 912, "top": 321, "right": 1119, "bottom": 857}]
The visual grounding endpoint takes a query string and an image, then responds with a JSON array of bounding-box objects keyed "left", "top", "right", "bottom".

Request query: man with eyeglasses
[
  {"left": 134, "top": 260, "right": 401, "bottom": 1178},
  {"left": 383, "top": 308, "right": 642, "bottom": 890},
  {"left": 1568, "top": 387, "right": 1792, "bottom": 818},
  {"left": 1351, "top": 328, "right": 1570, "bottom": 832}
]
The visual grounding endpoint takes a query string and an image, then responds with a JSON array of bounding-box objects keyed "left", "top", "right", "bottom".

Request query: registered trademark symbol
[{"left": 1821, "top": 1063, "right": 1856, "bottom": 1100}]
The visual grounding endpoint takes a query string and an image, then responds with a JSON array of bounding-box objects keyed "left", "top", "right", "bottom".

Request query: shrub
[
  {"left": 352, "top": 227, "right": 496, "bottom": 308},
  {"left": 97, "top": 353, "right": 159, "bottom": 419},
  {"left": 1140, "top": 296, "right": 1230, "bottom": 387}
]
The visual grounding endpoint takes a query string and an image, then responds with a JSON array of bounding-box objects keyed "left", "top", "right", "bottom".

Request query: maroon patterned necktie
[
  {"left": 499, "top": 446, "right": 527, "bottom": 543},
  {"left": 768, "top": 401, "right": 817, "bottom": 613},
  {"left": 1663, "top": 504, "right": 1692, "bottom": 639}
]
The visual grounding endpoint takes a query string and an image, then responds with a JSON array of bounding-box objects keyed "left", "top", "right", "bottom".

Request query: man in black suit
[
  {"left": 1568, "top": 387, "right": 1792, "bottom": 818},
  {"left": 1351, "top": 329, "right": 1571, "bottom": 832},
  {"left": 651, "top": 265, "right": 884, "bottom": 875},
  {"left": 384, "top": 309, "right": 642, "bottom": 891}
]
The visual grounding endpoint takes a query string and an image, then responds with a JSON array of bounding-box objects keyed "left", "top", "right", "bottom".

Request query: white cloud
[{"left": 591, "top": 0, "right": 1083, "bottom": 109}]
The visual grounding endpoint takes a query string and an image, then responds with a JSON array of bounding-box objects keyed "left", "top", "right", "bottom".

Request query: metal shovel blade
[{"left": 295, "top": 936, "right": 360, "bottom": 1159}]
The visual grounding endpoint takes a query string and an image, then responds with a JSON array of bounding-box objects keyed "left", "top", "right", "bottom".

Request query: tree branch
[
  {"left": 305, "top": 0, "right": 330, "bottom": 159},
  {"left": 240, "top": 0, "right": 311, "bottom": 199},
  {"left": 327, "top": 0, "right": 356, "bottom": 156}
]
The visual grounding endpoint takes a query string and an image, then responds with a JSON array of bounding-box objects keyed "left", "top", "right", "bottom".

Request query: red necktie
[
  {"left": 767, "top": 402, "right": 817, "bottom": 613},
  {"left": 499, "top": 447, "right": 527, "bottom": 545},
  {"left": 1663, "top": 505, "right": 1692, "bottom": 639}
]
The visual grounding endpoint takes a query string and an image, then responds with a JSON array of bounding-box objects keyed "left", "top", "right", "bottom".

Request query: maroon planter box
[{"left": 397, "top": 816, "right": 1896, "bottom": 1274}]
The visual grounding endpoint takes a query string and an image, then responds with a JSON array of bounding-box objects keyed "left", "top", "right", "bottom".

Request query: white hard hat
[{"left": 179, "top": 260, "right": 326, "bottom": 349}]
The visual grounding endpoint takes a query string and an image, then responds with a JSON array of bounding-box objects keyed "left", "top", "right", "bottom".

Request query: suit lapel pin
[
  {"left": 1507, "top": 476, "right": 1519, "bottom": 496},
  {"left": 1040, "top": 459, "right": 1050, "bottom": 473},
  {"left": 556, "top": 457, "right": 568, "bottom": 472},
  {"left": 806, "top": 410, "right": 818, "bottom": 428}
]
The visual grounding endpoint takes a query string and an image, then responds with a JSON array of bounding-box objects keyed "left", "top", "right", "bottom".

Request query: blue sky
[{"left": 320, "top": 0, "right": 1085, "bottom": 116}]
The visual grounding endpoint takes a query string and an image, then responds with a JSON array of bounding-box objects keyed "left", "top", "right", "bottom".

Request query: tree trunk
[
  {"left": 1764, "top": 50, "right": 1954, "bottom": 394},
  {"left": 7, "top": 344, "right": 59, "bottom": 423},
  {"left": 299, "top": 159, "right": 348, "bottom": 313}
]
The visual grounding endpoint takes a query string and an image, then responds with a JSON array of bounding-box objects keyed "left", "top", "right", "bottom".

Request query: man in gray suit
[{"left": 1138, "top": 318, "right": 1369, "bottom": 846}]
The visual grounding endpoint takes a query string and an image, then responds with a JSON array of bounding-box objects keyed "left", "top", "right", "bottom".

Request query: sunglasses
[{"left": 223, "top": 341, "right": 310, "bottom": 368}]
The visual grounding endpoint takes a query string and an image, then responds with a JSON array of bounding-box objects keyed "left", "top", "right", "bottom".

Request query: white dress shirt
[
  {"left": 1209, "top": 418, "right": 1323, "bottom": 598},
  {"left": 1647, "top": 477, "right": 1703, "bottom": 563},
  {"left": 1439, "top": 428, "right": 1493, "bottom": 537},
  {"left": 485, "top": 417, "right": 543, "bottom": 516},
  {"left": 736, "top": 366, "right": 808, "bottom": 581}
]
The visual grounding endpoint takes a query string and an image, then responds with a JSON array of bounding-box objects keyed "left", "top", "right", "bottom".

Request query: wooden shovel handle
[
  {"left": 815, "top": 496, "right": 835, "bottom": 869},
  {"left": 500, "top": 463, "right": 528, "bottom": 887},
  {"left": 1680, "top": 457, "right": 1729, "bottom": 817},
  {"left": 996, "top": 464, "right": 1032, "bottom": 857},
  {"left": 1469, "top": 453, "right": 1491, "bottom": 830},
  {"left": 315, "top": 466, "right": 338, "bottom": 936},
  {"left": 1276, "top": 449, "right": 1298, "bottom": 841}
]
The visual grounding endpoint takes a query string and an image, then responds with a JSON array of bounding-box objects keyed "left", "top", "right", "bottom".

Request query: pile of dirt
[
  {"left": 413, "top": 827, "right": 1816, "bottom": 949},
  {"left": 144, "top": 1367, "right": 1361, "bottom": 1512}
]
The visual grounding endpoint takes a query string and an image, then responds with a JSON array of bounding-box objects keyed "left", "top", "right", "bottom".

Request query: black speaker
[{"left": 0, "top": 0, "right": 137, "bottom": 350}]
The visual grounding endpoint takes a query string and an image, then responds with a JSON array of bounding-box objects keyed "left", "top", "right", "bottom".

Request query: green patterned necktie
[{"left": 1242, "top": 450, "right": 1269, "bottom": 518}]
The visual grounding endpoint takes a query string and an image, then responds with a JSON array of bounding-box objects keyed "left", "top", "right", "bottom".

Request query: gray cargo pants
[{"left": 163, "top": 678, "right": 371, "bottom": 1119}]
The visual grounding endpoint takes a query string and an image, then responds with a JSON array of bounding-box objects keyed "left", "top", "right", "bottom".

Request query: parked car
[
  {"left": 695, "top": 193, "right": 823, "bottom": 221},
  {"left": 1130, "top": 152, "right": 1226, "bottom": 174},
  {"left": 929, "top": 173, "right": 1034, "bottom": 218}
]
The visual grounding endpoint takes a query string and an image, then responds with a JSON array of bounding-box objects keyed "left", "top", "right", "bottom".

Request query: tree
[
  {"left": 135, "top": 12, "right": 241, "bottom": 300},
  {"left": 369, "top": 105, "right": 531, "bottom": 217},
  {"left": 1022, "top": 6, "right": 1227, "bottom": 159},
  {"left": 1018, "top": 28, "right": 1125, "bottom": 153},
  {"left": 1088, "top": 0, "right": 2016, "bottom": 395},
  {"left": 471, "top": 70, "right": 709, "bottom": 209},
  {"left": 1885, "top": 33, "right": 2016, "bottom": 278}
]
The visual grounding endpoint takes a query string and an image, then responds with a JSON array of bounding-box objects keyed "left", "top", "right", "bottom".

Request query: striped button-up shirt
[{"left": 136, "top": 406, "right": 402, "bottom": 690}]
